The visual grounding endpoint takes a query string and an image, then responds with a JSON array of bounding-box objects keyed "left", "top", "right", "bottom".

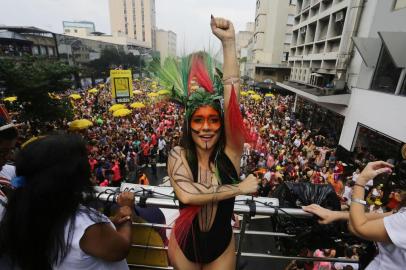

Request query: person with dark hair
[
  {"left": 0, "top": 105, "right": 18, "bottom": 216},
  {"left": 161, "top": 16, "right": 258, "bottom": 270},
  {"left": 0, "top": 134, "right": 134, "bottom": 270},
  {"left": 303, "top": 161, "right": 405, "bottom": 270}
]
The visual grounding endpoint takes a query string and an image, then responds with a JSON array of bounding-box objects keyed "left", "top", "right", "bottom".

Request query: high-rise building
[
  {"left": 236, "top": 23, "right": 254, "bottom": 76},
  {"left": 245, "top": 0, "right": 297, "bottom": 82},
  {"left": 278, "top": 0, "right": 406, "bottom": 163},
  {"left": 109, "top": 0, "right": 156, "bottom": 50},
  {"left": 287, "top": 0, "right": 361, "bottom": 89},
  {"left": 156, "top": 29, "right": 177, "bottom": 64}
]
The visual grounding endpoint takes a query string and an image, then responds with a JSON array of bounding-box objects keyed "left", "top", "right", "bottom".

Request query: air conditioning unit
[
  {"left": 335, "top": 11, "right": 344, "bottom": 22},
  {"left": 300, "top": 27, "right": 307, "bottom": 34}
]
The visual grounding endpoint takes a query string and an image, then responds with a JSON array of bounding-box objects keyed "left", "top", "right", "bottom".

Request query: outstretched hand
[
  {"left": 210, "top": 15, "right": 235, "bottom": 43},
  {"left": 302, "top": 204, "right": 340, "bottom": 225}
]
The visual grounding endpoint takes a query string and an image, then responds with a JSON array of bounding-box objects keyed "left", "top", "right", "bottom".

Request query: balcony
[{"left": 278, "top": 78, "right": 350, "bottom": 106}]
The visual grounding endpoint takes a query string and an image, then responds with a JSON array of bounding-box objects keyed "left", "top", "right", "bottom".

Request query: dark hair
[
  {"left": 0, "top": 127, "right": 18, "bottom": 141},
  {"left": 0, "top": 134, "right": 98, "bottom": 269},
  {"left": 180, "top": 103, "right": 225, "bottom": 180}
]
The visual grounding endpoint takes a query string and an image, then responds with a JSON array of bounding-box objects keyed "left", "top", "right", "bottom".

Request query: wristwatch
[{"left": 352, "top": 197, "right": 367, "bottom": 206}]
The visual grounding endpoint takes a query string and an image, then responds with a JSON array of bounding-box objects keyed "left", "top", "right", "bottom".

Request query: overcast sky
[{"left": 0, "top": 0, "right": 255, "bottom": 54}]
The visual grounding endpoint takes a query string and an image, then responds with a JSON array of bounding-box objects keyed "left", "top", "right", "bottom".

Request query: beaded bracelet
[
  {"left": 223, "top": 77, "right": 240, "bottom": 85},
  {"left": 354, "top": 183, "right": 365, "bottom": 189}
]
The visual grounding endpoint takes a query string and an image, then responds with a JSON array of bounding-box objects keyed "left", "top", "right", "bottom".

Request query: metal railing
[{"left": 94, "top": 184, "right": 359, "bottom": 269}]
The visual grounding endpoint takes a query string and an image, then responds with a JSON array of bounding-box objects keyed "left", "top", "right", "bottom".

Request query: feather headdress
[{"left": 150, "top": 52, "right": 223, "bottom": 117}]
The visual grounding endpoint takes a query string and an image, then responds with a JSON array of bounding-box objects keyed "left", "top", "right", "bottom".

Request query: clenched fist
[
  {"left": 210, "top": 15, "right": 235, "bottom": 43},
  {"left": 238, "top": 174, "right": 259, "bottom": 194}
]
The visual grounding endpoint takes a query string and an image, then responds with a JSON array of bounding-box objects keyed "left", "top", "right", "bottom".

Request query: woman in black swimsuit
[{"left": 167, "top": 16, "right": 259, "bottom": 270}]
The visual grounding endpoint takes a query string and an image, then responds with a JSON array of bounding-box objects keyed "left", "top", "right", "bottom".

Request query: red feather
[
  {"left": 188, "top": 56, "right": 214, "bottom": 94},
  {"left": 227, "top": 85, "right": 253, "bottom": 147},
  {"left": 172, "top": 205, "right": 201, "bottom": 250}
]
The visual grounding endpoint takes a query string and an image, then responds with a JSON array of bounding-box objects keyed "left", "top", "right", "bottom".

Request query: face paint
[
  {"left": 190, "top": 106, "right": 221, "bottom": 134},
  {"left": 190, "top": 105, "right": 221, "bottom": 152}
]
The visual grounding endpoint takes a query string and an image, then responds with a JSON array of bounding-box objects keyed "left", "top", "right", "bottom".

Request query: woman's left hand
[
  {"left": 110, "top": 205, "right": 132, "bottom": 226},
  {"left": 210, "top": 15, "right": 235, "bottom": 43},
  {"left": 357, "top": 161, "right": 393, "bottom": 185},
  {"left": 117, "top": 191, "right": 135, "bottom": 207}
]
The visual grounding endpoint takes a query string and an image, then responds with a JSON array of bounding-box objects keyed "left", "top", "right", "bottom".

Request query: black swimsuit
[{"left": 179, "top": 152, "right": 237, "bottom": 264}]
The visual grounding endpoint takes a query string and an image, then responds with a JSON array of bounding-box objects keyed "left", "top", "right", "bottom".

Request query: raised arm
[
  {"left": 168, "top": 147, "right": 258, "bottom": 205},
  {"left": 349, "top": 161, "right": 394, "bottom": 242},
  {"left": 210, "top": 16, "right": 243, "bottom": 165}
]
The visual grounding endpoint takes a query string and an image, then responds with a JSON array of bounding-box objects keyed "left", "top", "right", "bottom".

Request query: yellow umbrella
[
  {"left": 240, "top": 91, "right": 249, "bottom": 96},
  {"left": 4, "top": 96, "right": 17, "bottom": 102},
  {"left": 265, "top": 93, "right": 275, "bottom": 98},
  {"left": 130, "top": 102, "right": 146, "bottom": 109},
  {"left": 113, "top": 108, "right": 132, "bottom": 117},
  {"left": 69, "top": 119, "right": 93, "bottom": 130},
  {"left": 109, "top": 104, "right": 126, "bottom": 112},
  {"left": 251, "top": 94, "right": 262, "bottom": 101},
  {"left": 247, "top": 90, "right": 256, "bottom": 95},
  {"left": 158, "top": 89, "right": 170, "bottom": 95},
  {"left": 98, "top": 84, "right": 105, "bottom": 88},
  {"left": 147, "top": 92, "right": 159, "bottom": 98},
  {"left": 69, "top": 94, "right": 81, "bottom": 100},
  {"left": 133, "top": 90, "right": 143, "bottom": 95},
  {"left": 88, "top": 88, "right": 98, "bottom": 94},
  {"left": 48, "top": 93, "right": 61, "bottom": 100},
  {"left": 21, "top": 136, "right": 45, "bottom": 148}
]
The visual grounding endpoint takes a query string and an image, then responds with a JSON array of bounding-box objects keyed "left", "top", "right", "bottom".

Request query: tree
[
  {"left": 0, "top": 56, "right": 75, "bottom": 124},
  {"left": 85, "top": 48, "right": 145, "bottom": 79}
]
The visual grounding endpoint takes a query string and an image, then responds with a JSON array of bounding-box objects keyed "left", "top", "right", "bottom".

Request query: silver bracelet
[{"left": 351, "top": 198, "right": 367, "bottom": 206}]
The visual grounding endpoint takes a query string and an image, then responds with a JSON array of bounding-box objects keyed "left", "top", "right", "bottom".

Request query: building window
[
  {"left": 132, "top": 0, "right": 136, "bottom": 36},
  {"left": 394, "top": 0, "right": 406, "bottom": 10},
  {"left": 65, "top": 29, "right": 70, "bottom": 33},
  {"left": 282, "top": 52, "right": 289, "bottom": 62},
  {"left": 256, "top": 0, "right": 260, "bottom": 10},
  {"left": 32, "top": 46, "right": 39, "bottom": 55},
  {"left": 40, "top": 46, "right": 47, "bottom": 55},
  {"left": 287, "top": 14, "right": 295, "bottom": 25},
  {"left": 285, "top": 33, "right": 293, "bottom": 44},
  {"left": 371, "top": 46, "right": 402, "bottom": 94},
  {"left": 74, "top": 29, "right": 78, "bottom": 33},
  {"left": 48, "top": 47, "right": 54, "bottom": 56},
  {"left": 400, "top": 76, "right": 406, "bottom": 96},
  {"left": 290, "top": 0, "right": 297, "bottom": 5}
]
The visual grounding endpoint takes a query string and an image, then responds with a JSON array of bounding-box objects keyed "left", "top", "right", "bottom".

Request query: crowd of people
[
  {"left": 0, "top": 16, "right": 404, "bottom": 270},
  {"left": 0, "top": 74, "right": 404, "bottom": 270}
]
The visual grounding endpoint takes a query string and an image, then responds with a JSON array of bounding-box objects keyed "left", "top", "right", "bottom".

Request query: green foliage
[
  {"left": 85, "top": 48, "right": 145, "bottom": 78},
  {"left": 0, "top": 56, "right": 74, "bottom": 122}
]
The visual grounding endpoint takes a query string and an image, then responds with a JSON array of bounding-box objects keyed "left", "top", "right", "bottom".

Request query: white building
[
  {"left": 236, "top": 27, "right": 254, "bottom": 76},
  {"left": 245, "top": 0, "right": 297, "bottom": 82},
  {"left": 109, "top": 0, "right": 156, "bottom": 50},
  {"left": 279, "top": 0, "right": 406, "bottom": 162},
  {"left": 156, "top": 29, "right": 177, "bottom": 64}
]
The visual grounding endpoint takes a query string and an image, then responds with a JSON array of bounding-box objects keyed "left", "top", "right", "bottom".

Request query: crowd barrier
[{"left": 93, "top": 184, "right": 358, "bottom": 269}]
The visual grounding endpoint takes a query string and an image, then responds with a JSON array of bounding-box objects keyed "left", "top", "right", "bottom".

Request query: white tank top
[{"left": 54, "top": 206, "right": 129, "bottom": 270}]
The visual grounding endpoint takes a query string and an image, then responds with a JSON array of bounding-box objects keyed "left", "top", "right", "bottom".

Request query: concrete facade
[
  {"left": 245, "top": 0, "right": 296, "bottom": 82},
  {"left": 279, "top": 0, "right": 406, "bottom": 158},
  {"left": 109, "top": 0, "right": 156, "bottom": 50},
  {"left": 156, "top": 29, "right": 177, "bottom": 64},
  {"left": 338, "top": 0, "right": 406, "bottom": 151},
  {"left": 288, "top": 0, "right": 363, "bottom": 90}
]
